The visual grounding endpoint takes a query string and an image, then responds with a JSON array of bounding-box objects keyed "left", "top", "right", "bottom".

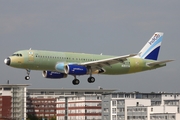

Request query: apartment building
[
  {"left": 0, "top": 84, "right": 28, "bottom": 120},
  {"left": 27, "top": 88, "right": 115, "bottom": 120},
  {"left": 101, "top": 92, "right": 180, "bottom": 120}
]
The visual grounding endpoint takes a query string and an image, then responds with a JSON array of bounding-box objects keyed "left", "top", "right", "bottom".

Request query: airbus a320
[{"left": 4, "top": 32, "right": 173, "bottom": 85}]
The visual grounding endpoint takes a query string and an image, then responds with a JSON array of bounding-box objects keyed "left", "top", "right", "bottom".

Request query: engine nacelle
[
  {"left": 55, "top": 63, "right": 88, "bottom": 75},
  {"left": 65, "top": 64, "right": 88, "bottom": 75},
  {"left": 42, "top": 71, "right": 67, "bottom": 79},
  {"left": 55, "top": 63, "right": 66, "bottom": 73}
]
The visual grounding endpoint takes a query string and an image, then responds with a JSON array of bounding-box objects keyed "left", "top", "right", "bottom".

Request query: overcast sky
[{"left": 0, "top": 1, "right": 179, "bottom": 92}]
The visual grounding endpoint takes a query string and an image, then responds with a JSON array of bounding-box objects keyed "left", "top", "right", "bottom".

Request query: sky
[{"left": 0, "top": 1, "right": 179, "bottom": 92}]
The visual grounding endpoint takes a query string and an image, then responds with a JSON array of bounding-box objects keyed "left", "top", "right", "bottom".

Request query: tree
[{"left": 49, "top": 116, "right": 56, "bottom": 120}]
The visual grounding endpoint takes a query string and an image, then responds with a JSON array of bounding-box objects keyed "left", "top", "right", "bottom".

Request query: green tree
[
  {"left": 27, "top": 114, "right": 39, "bottom": 120},
  {"left": 49, "top": 116, "right": 56, "bottom": 120}
]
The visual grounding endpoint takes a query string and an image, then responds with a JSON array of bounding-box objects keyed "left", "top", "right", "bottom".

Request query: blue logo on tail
[
  {"left": 148, "top": 34, "right": 160, "bottom": 45},
  {"left": 142, "top": 33, "right": 162, "bottom": 60}
]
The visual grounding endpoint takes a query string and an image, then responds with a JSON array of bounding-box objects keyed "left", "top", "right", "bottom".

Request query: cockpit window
[{"left": 12, "top": 53, "right": 23, "bottom": 57}]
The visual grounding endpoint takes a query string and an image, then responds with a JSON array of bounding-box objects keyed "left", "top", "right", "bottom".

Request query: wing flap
[
  {"left": 147, "top": 60, "right": 174, "bottom": 66},
  {"left": 79, "top": 54, "right": 137, "bottom": 67}
]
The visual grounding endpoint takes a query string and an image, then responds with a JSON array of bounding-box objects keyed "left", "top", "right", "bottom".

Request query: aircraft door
[{"left": 28, "top": 50, "right": 34, "bottom": 61}]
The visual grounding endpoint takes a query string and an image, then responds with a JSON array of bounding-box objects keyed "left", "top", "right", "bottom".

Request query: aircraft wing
[
  {"left": 147, "top": 60, "right": 174, "bottom": 67},
  {"left": 79, "top": 54, "right": 137, "bottom": 68}
]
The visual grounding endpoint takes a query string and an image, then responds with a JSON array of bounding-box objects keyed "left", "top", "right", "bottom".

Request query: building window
[
  {"left": 151, "top": 108, "right": 153, "bottom": 112},
  {"left": 4, "top": 87, "right": 11, "bottom": 91},
  {"left": 118, "top": 94, "right": 124, "bottom": 98},
  {"left": 104, "top": 108, "right": 109, "bottom": 112},
  {"left": 112, "top": 108, "right": 116, "bottom": 114},
  {"left": 136, "top": 102, "right": 139, "bottom": 106},
  {"left": 131, "top": 94, "right": 134, "bottom": 98},
  {"left": 112, "top": 115, "right": 116, "bottom": 120},
  {"left": 125, "top": 94, "right": 130, "bottom": 98},
  {"left": 117, "top": 100, "right": 124, "bottom": 105},
  {"left": 112, "top": 94, "right": 117, "bottom": 98},
  {"left": 112, "top": 101, "right": 116, "bottom": 106}
]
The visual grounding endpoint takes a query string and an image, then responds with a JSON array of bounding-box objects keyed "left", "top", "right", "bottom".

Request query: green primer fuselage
[{"left": 9, "top": 50, "right": 166, "bottom": 75}]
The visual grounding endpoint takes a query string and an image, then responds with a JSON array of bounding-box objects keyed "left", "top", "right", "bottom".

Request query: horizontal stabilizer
[{"left": 147, "top": 60, "right": 174, "bottom": 66}]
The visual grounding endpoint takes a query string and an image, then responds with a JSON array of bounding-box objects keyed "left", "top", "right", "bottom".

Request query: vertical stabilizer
[{"left": 138, "top": 32, "right": 163, "bottom": 60}]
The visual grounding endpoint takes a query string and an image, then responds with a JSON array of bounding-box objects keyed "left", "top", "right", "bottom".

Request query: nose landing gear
[{"left": 25, "top": 69, "right": 31, "bottom": 80}]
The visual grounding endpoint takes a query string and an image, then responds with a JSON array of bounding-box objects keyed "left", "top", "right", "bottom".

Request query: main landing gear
[
  {"left": 87, "top": 68, "right": 95, "bottom": 83},
  {"left": 87, "top": 76, "right": 95, "bottom": 83},
  {"left": 72, "top": 67, "right": 96, "bottom": 85},
  {"left": 72, "top": 76, "right": 96, "bottom": 85},
  {"left": 72, "top": 78, "right": 80, "bottom": 85},
  {"left": 25, "top": 69, "right": 30, "bottom": 80}
]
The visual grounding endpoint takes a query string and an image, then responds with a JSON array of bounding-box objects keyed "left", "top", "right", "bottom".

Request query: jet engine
[
  {"left": 66, "top": 64, "right": 88, "bottom": 75},
  {"left": 55, "top": 63, "right": 88, "bottom": 75},
  {"left": 42, "top": 71, "right": 67, "bottom": 79}
]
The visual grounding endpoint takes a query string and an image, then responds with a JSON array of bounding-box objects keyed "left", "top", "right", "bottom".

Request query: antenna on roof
[{"left": 7, "top": 80, "right": 9, "bottom": 84}]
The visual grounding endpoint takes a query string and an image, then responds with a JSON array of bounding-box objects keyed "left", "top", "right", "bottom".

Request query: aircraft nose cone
[{"left": 4, "top": 57, "right": 11, "bottom": 65}]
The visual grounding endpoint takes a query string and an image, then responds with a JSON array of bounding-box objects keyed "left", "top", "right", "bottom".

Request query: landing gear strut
[{"left": 25, "top": 69, "right": 30, "bottom": 80}]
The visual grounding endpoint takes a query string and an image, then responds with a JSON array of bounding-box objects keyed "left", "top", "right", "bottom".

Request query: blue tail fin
[{"left": 138, "top": 32, "right": 163, "bottom": 60}]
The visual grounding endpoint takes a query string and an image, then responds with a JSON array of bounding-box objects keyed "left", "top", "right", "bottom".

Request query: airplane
[{"left": 4, "top": 32, "right": 174, "bottom": 85}]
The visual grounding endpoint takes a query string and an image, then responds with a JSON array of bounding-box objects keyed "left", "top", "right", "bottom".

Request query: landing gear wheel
[
  {"left": 88, "top": 77, "right": 95, "bottom": 83},
  {"left": 72, "top": 79, "right": 80, "bottom": 85},
  {"left": 25, "top": 76, "right": 30, "bottom": 80}
]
